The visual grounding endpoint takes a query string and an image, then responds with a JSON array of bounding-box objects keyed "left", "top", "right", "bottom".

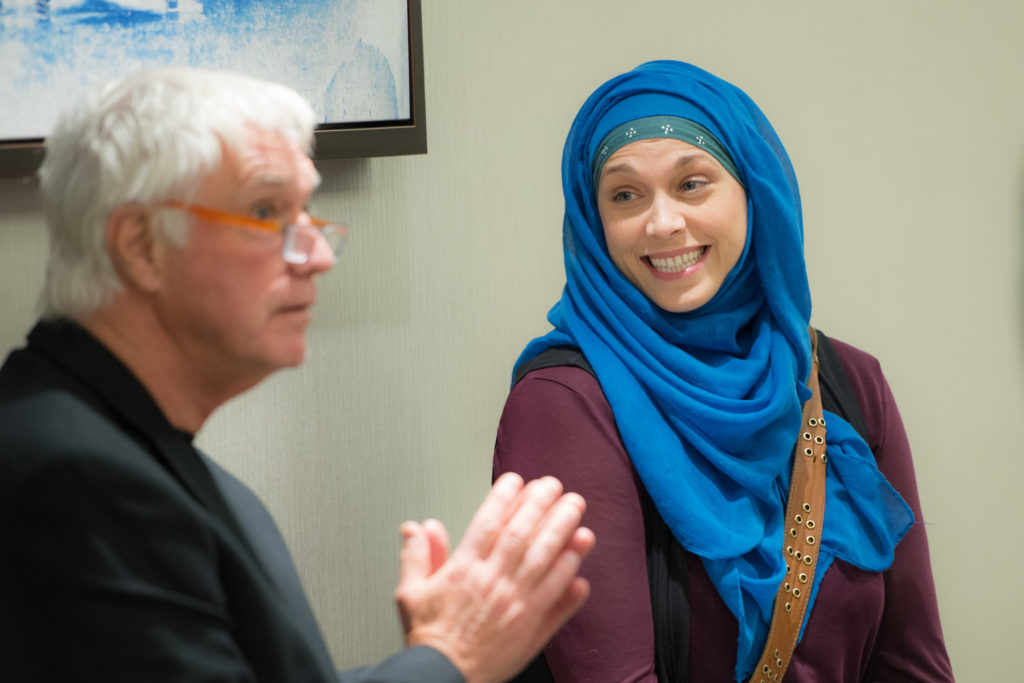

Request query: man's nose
[
  {"left": 307, "top": 229, "right": 337, "bottom": 273},
  {"left": 289, "top": 223, "right": 336, "bottom": 276}
]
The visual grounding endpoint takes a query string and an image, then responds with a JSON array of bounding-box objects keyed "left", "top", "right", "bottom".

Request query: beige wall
[{"left": 2, "top": 1, "right": 1021, "bottom": 678}]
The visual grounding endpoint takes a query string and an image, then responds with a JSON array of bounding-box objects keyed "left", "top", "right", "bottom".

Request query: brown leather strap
[{"left": 750, "top": 333, "right": 828, "bottom": 683}]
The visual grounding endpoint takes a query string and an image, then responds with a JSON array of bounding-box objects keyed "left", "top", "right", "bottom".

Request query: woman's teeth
[{"left": 649, "top": 247, "right": 705, "bottom": 273}]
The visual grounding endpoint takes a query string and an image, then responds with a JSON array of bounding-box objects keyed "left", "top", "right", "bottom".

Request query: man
[{"left": 0, "top": 68, "right": 593, "bottom": 682}]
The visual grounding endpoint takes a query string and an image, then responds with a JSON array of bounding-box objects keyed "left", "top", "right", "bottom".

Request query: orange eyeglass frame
[{"left": 157, "top": 200, "right": 336, "bottom": 234}]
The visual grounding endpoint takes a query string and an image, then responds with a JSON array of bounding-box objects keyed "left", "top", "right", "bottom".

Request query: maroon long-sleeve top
[{"left": 493, "top": 337, "right": 953, "bottom": 682}]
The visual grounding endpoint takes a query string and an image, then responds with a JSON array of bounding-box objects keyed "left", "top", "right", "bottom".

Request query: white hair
[{"left": 37, "top": 67, "right": 317, "bottom": 317}]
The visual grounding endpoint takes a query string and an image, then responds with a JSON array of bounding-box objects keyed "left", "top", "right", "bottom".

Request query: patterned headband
[{"left": 591, "top": 115, "right": 743, "bottom": 189}]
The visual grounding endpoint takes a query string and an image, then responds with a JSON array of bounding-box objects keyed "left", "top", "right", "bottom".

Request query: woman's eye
[
  {"left": 251, "top": 206, "right": 275, "bottom": 220},
  {"left": 681, "top": 179, "right": 705, "bottom": 192},
  {"left": 612, "top": 190, "right": 636, "bottom": 202}
]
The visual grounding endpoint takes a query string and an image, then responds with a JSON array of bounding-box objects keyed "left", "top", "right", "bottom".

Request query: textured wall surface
[{"left": 1, "top": 1, "right": 1021, "bottom": 678}]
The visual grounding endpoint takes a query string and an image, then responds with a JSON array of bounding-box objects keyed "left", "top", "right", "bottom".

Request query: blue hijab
[{"left": 515, "top": 61, "right": 914, "bottom": 681}]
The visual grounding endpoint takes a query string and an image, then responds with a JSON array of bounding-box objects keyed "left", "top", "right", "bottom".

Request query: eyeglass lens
[{"left": 282, "top": 224, "right": 348, "bottom": 265}]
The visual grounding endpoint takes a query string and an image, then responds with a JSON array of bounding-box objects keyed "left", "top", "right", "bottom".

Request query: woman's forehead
[{"left": 601, "top": 138, "right": 717, "bottom": 173}]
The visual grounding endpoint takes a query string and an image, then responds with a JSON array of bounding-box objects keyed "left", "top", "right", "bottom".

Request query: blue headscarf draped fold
[{"left": 514, "top": 61, "right": 913, "bottom": 681}]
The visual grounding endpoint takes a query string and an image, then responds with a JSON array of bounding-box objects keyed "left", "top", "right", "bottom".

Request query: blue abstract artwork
[{"left": 0, "top": 0, "right": 410, "bottom": 140}]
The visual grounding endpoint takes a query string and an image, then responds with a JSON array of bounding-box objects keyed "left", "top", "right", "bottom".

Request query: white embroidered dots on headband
[{"left": 590, "top": 115, "right": 743, "bottom": 189}]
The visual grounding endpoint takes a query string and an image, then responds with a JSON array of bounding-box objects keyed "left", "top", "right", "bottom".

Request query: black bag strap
[
  {"left": 642, "top": 487, "right": 689, "bottom": 683},
  {"left": 814, "top": 329, "right": 870, "bottom": 443},
  {"left": 512, "top": 345, "right": 594, "bottom": 386}
]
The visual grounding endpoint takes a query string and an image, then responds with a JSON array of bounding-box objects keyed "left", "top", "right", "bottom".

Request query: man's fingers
[
  {"left": 565, "top": 525, "right": 596, "bottom": 557},
  {"left": 495, "top": 547, "right": 591, "bottom": 659},
  {"left": 422, "top": 518, "right": 450, "bottom": 574},
  {"left": 455, "top": 472, "right": 525, "bottom": 559},
  {"left": 512, "top": 492, "right": 587, "bottom": 586},
  {"left": 487, "top": 477, "right": 564, "bottom": 570},
  {"left": 528, "top": 575, "right": 591, "bottom": 653},
  {"left": 397, "top": 480, "right": 593, "bottom": 683},
  {"left": 397, "top": 521, "right": 430, "bottom": 585}
]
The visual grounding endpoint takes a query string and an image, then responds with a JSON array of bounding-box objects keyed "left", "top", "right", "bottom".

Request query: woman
[{"left": 493, "top": 61, "right": 953, "bottom": 682}]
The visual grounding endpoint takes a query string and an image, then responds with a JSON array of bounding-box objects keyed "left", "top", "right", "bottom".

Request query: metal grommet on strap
[{"left": 754, "top": 336, "right": 827, "bottom": 683}]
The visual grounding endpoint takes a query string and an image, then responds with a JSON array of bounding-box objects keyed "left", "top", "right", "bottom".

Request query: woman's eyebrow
[
  {"left": 602, "top": 151, "right": 711, "bottom": 180},
  {"left": 601, "top": 161, "right": 636, "bottom": 177},
  {"left": 673, "top": 151, "right": 711, "bottom": 168}
]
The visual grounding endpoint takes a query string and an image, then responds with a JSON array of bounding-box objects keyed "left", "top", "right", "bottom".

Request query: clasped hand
[{"left": 395, "top": 473, "right": 594, "bottom": 683}]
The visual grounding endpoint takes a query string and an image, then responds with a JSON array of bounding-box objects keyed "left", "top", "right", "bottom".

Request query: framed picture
[{"left": 0, "top": 0, "right": 426, "bottom": 178}]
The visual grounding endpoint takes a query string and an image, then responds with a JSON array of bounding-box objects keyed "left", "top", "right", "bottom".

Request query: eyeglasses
[{"left": 158, "top": 200, "right": 348, "bottom": 265}]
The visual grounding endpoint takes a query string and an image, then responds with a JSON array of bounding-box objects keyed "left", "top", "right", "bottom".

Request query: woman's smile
[{"left": 645, "top": 245, "right": 707, "bottom": 278}]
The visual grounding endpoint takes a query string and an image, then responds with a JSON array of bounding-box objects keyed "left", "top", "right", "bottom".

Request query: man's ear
[{"left": 106, "top": 204, "right": 165, "bottom": 294}]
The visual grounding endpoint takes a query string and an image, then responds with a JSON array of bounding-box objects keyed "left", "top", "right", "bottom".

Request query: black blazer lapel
[{"left": 26, "top": 320, "right": 267, "bottom": 581}]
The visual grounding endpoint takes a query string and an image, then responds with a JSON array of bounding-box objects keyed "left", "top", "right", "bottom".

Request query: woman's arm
[
  {"left": 833, "top": 339, "right": 955, "bottom": 682},
  {"left": 493, "top": 366, "right": 658, "bottom": 683}
]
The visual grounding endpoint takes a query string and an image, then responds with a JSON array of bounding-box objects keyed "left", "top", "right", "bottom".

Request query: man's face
[{"left": 154, "top": 127, "right": 331, "bottom": 392}]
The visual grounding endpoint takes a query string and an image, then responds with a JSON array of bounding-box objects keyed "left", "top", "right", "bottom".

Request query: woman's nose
[{"left": 645, "top": 194, "right": 686, "bottom": 238}]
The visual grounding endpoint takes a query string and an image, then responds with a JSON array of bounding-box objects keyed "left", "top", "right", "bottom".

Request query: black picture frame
[{"left": 0, "top": 0, "right": 426, "bottom": 179}]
